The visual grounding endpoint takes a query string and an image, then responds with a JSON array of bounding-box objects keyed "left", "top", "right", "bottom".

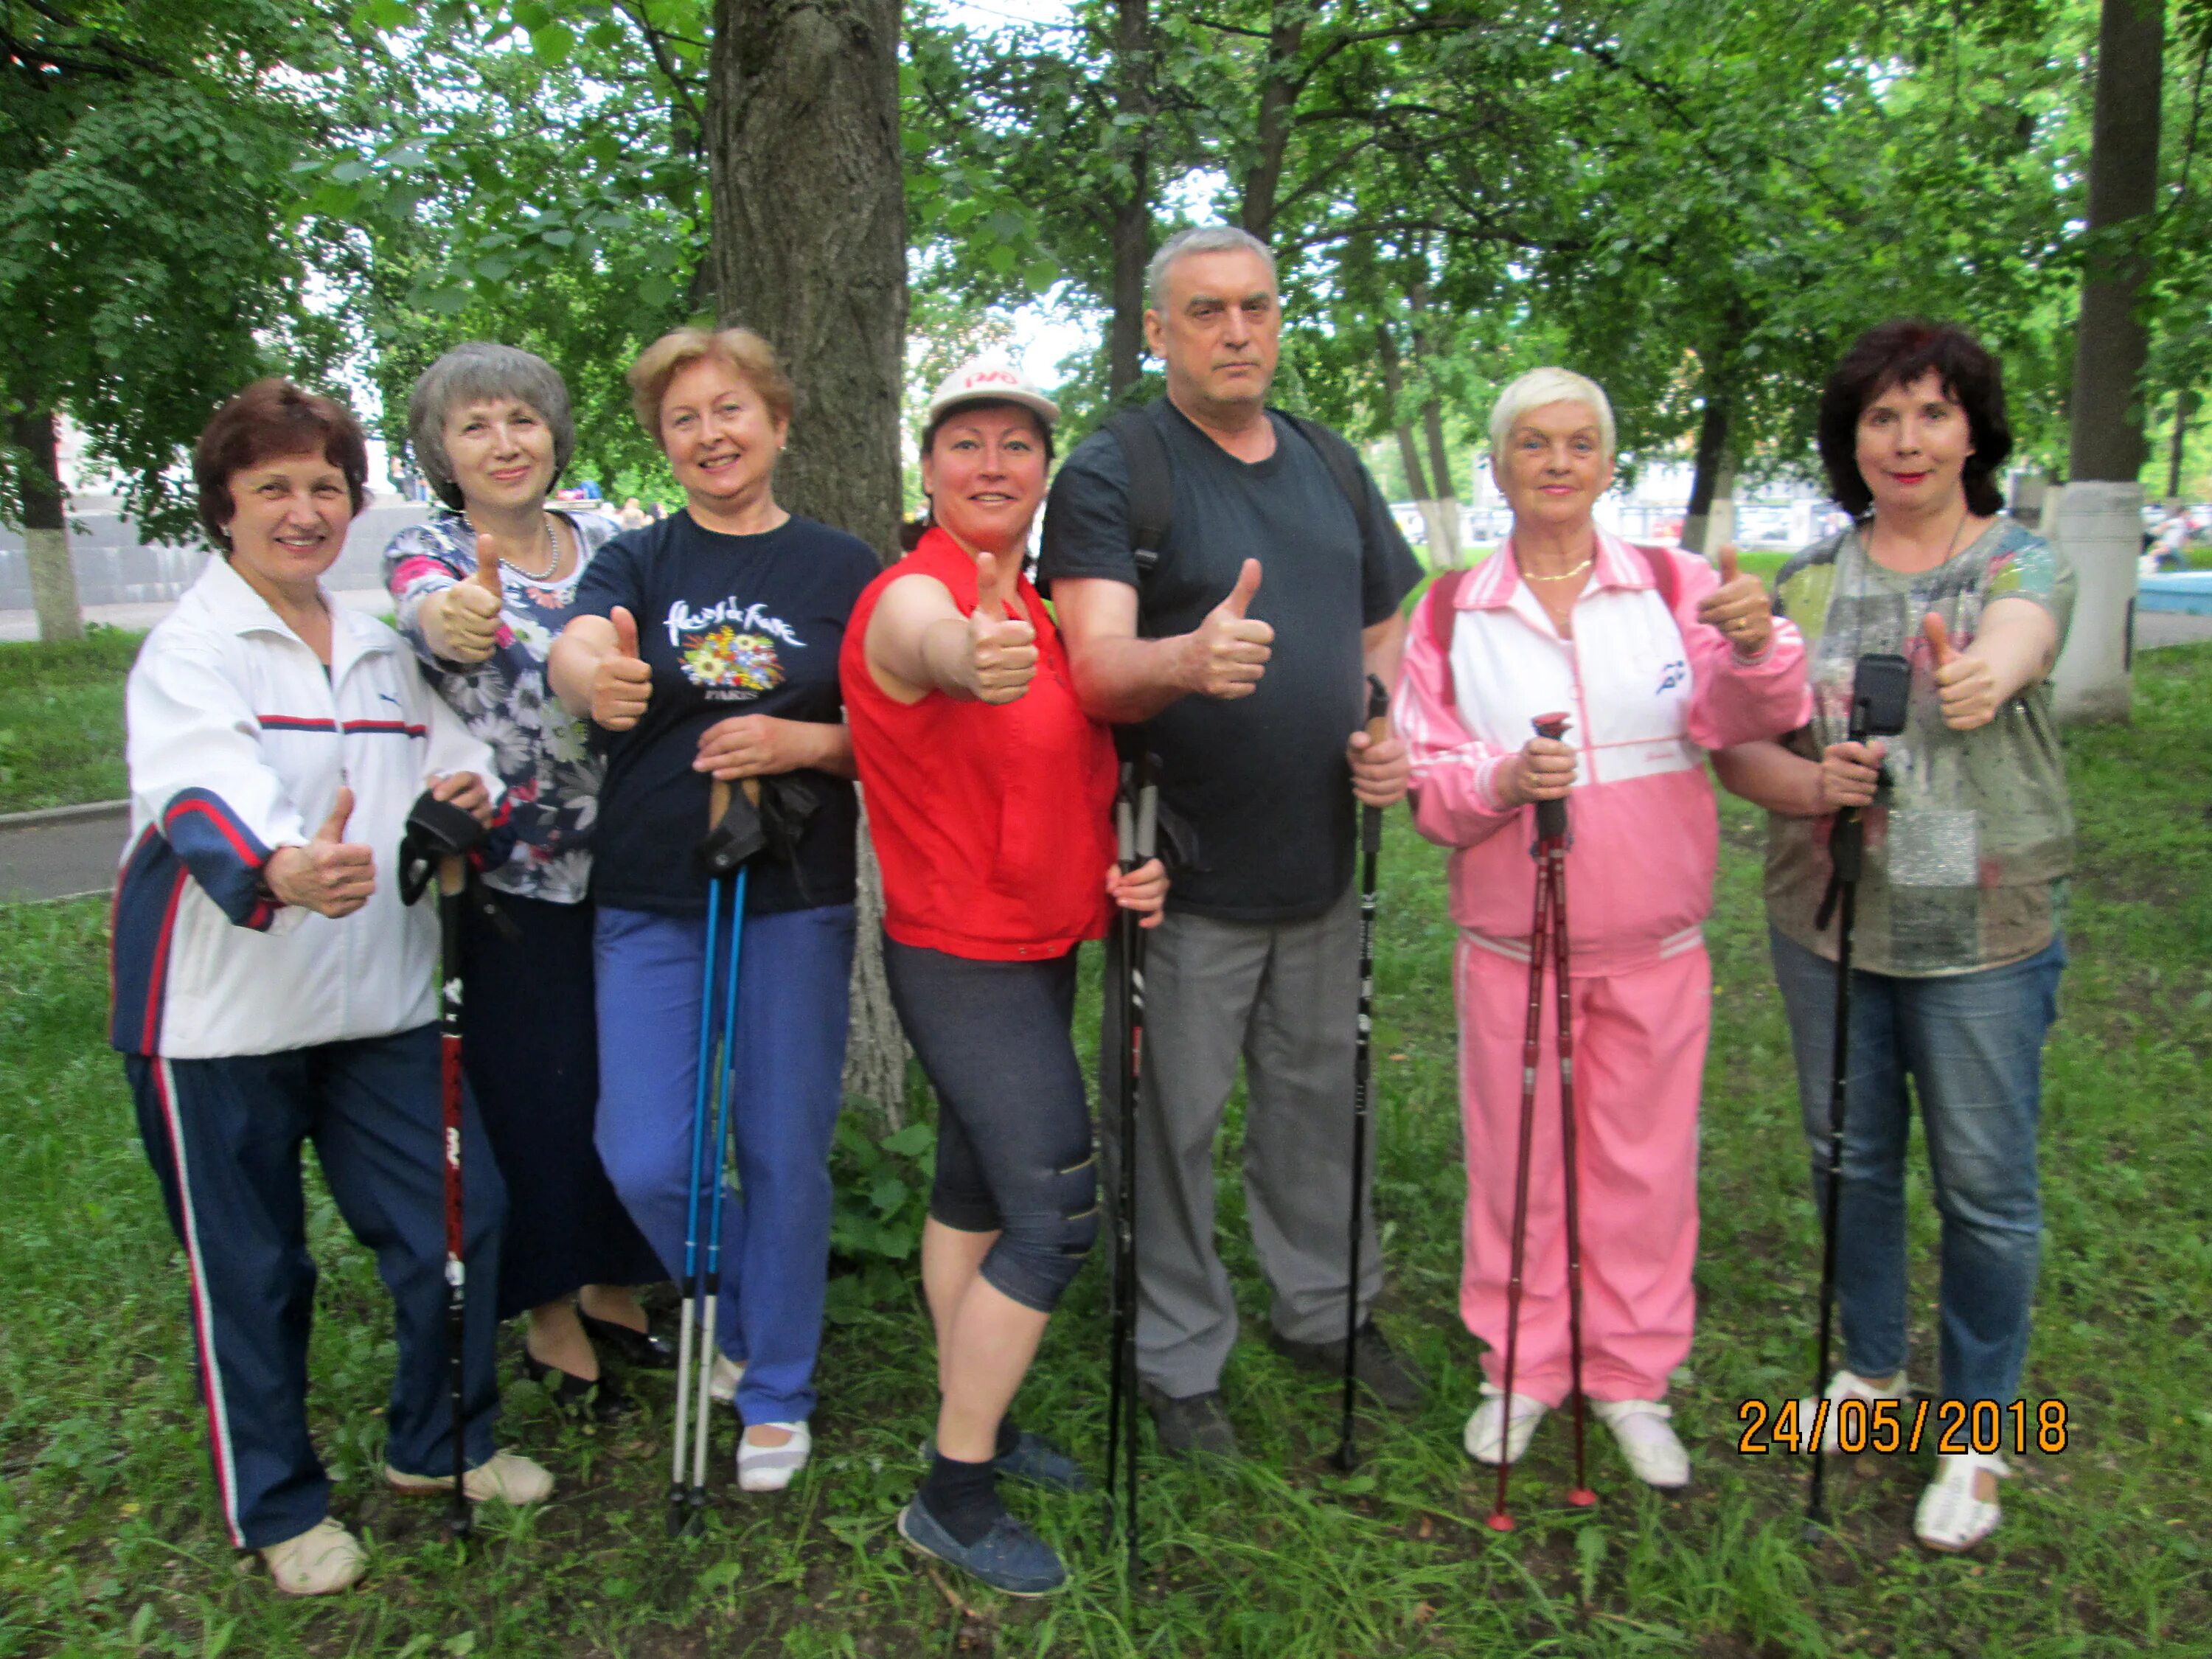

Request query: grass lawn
[
  {"left": 2, "top": 649, "right": 2208, "bottom": 1657},
  {"left": 0, "top": 630, "right": 143, "bottom": 814}
]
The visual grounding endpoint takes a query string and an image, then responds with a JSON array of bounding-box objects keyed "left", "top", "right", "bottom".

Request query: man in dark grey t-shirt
[{"left": 1040, "top": 226, "right": 1424, "bottom": 1455}]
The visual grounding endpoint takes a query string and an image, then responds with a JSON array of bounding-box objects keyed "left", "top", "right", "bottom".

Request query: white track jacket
[{"left": 112, "top": 555, "right": 498, "bottom": 1059}]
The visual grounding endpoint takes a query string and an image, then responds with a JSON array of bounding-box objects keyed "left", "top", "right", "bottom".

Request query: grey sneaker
[
  {"left": 1138, "top": 1382, "right": 1239, "bottom": 1458},
  {"left": 1267, "top": 1320, "right": 1425, "bottom": 1411}
]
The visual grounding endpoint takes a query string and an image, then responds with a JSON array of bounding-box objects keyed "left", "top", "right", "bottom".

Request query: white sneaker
[
  {"left": 736, "top": 1420, "right": 810, "bottom": 1492},
  {"left": 261, "top": 1517, "right": 365, "bottom": 1596},
  {"left": 1463, "top": 1384, "right": 1548, "bottom": 1465},
  {"left": 1915, "top": 1450, "right": 2008, "bottom": 1551},
  {"left": 1589, "top": 1398, "right": 1690, "bottom": 1489},
  {"left": 386, "top": 1450, "right": 554, "bottom": 1506},
  {"left": 709, "top": 1353, "right": 747, "bottom": 1406},
  {"left": 1800, "top": 1368, "right": 1911, "bottom": 1453}
]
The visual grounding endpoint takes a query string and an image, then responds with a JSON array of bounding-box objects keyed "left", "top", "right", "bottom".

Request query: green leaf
[
  {"left": 637, "top": 272, "right": 677, "bottom": 306},
  {"left": 530, "top": 21, "right": 574, "bottom": 66},
  {"left": 880, "top": 1122, "right": 933, "bottom": 1158},
  {"left": 870, "top": 1175, "right": 908, "bottom": 1214}
]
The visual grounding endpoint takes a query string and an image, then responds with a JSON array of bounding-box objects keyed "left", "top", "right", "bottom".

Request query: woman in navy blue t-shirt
[{"left": 551, "top": 327, "right": 877, "bottom": 1494}]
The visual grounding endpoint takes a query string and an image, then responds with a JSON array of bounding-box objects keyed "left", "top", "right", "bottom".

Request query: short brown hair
[
  {"left": 625, "top": 327, "right": 796, "bottom": 442},
  {"left": 194, "top": 379, "right": 371, "bottom": 549}
]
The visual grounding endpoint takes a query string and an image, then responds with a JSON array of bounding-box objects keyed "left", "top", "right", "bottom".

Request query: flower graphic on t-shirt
[{"left": 681, "top": 625, "right": 784, "bottom": 692}]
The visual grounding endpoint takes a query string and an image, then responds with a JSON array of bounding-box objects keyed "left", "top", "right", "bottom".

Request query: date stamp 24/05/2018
[{"left": 1736, "top": 1397, "right": 2070, "bottom": 1458}]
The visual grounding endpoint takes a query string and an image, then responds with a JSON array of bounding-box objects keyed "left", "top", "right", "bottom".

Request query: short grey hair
[
  {"left": 1487, "top": 366, "right": 1616, "bottom": 462},
  {"left": 1146, "top": 225, "right": 1279, "bottom": 313},
  {"left": 408, "top": 341, "right": 576, "bottom": 511}
]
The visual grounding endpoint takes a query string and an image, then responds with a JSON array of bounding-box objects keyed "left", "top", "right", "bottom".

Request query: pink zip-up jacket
[{"left": 1395, "top": 532, "right": 1811, "bottom": 977}]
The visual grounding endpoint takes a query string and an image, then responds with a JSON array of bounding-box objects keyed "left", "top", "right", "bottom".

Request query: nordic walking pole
[
  {"left": 1804, "top": 652, "right": 1909, "bottom": 1537},
  {"left": 1540, "top": 715, "right": 1596, "bottom": 1511},
  {"left": 435, "top": 852, "right": 473, "bottom": 1540},
  {"left": 1486, "top": 712, "right": 1570, "bottom": 1532},
  {"left": 1334, "top": 675, "right": 1391, "bottom": 1472},
  {"left": 669, "top": 827, "right": 722, "bottom": 1531},
  {"left": 1105, "top": 753, "right": 1155, "bottom": 1576},
  {"left": 690, "top": 785, "right": 754, "bottom": 1518}
]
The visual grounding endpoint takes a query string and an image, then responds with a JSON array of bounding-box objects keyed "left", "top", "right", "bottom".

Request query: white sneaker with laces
[
  {"left": 1588, "top": 1397, "right": 1690, "bottom": 1489},
  {"left": 709, "top": 1353, "right": 747, "bottom": 1406},
  {"left": 1915, "top": 1450, "right": 2008, "bottom": 1551},
  {"left": 736, "top": 1420, "right": 810, "bottom": 1492},
  {"left": 1800, "top": 1367, "right": 1911, "bottom": 1453},
  {"left": 1463, "top": 1384, "right": 1548, "bottom": 1466},
  {"left": 261, "top": 1517, "right": 365, "bottom": 1596}
]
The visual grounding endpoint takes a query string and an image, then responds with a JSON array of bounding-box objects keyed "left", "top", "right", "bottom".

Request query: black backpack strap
[
  {"left": 1103, "top": 403, "right": 1176, "bottom": 575},
  {"left": 1278, "top": 410, "right": 1377, "bottom": 553}
]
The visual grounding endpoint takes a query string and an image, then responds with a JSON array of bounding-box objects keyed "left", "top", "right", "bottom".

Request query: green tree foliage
[{"left": 0, "top": 0, "right": 352, "bottom": 540}]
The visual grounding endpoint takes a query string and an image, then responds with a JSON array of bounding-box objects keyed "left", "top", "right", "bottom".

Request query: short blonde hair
[
  {"left": 626, "top": 326, "right": 796, "bottom": 442},
  {"left": 1488, "top": 367, "right": 1615, "bottom": 461}
]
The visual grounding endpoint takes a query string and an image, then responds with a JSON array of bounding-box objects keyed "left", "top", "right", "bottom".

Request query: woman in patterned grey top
[
  {"left": 383, "top": 342, "right": 663, "bottom": 1415},
  {"left": 1715, "top": 321, "right": 2071, "bottom": 1554}
]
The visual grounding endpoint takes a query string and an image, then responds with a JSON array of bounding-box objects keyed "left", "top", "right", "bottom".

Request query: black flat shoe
[
  {"left": 521, "top": 1351, "right": 633, "bottom": 1421},
  {"left": 577, "top": 1310, "right": 677, "bottom": 1371}
]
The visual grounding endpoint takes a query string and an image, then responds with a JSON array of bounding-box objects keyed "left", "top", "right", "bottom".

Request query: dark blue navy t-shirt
[{"left": 573, "top": 511, "right": 879, "bottom": 916}]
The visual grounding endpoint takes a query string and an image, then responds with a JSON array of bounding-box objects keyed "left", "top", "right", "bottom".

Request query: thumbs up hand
[
  {"left": 417, "top": 538, "right": 506, "bottom": 666},
  {"left": 961, "top": 550, "right": 1038, "bottom": 705},
  {"left": 1180, "top": 557, "right": 1273, "bottom": 700},
  {"left": 591, "top": 605, "right": 655, "bottom": 730},
  {"left": 1695, "top": 544, "right": 1773, "bottom": 657},
  {"left": 262, "top": 785, "right": 377, "bottom": 917},
  {"left": 1924, "top": 609, "right": 1997, "bottom": 731}
]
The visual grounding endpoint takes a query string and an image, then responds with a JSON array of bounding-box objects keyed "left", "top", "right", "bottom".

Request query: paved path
[{"left": 0, "top": 801, "right": 128, "bottom": 904}]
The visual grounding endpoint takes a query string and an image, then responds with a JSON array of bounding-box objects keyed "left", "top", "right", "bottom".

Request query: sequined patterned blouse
[{"left": 1764, "top": 519, "right": 2076, "bottom": 977}]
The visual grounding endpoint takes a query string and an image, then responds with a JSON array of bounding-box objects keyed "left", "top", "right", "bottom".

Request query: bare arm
[
  {"left": 549, "top": 608, "right": 652, "bottom": 728},
  {"left": 1927, "top": 599, "right": 2059, "bottom": 729},
  {"left": 863, "top": 563, "right": 1037, "bottom": 705},
  {"left": 1054, "top": 562, "right": 1273, "bottom": 724},
  {"left": 1711, "top": 739, "right": 1826, "bottom": 818}
]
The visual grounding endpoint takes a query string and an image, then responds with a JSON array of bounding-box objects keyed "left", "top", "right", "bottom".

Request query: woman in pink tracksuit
[{"left": 1395, "top": 367, "right": 1809, "bottom": 1488}]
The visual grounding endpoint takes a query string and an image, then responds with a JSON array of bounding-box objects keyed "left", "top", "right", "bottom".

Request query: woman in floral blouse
[{"left": 383, "top": 341, "right": 665, "bottom": 1414}]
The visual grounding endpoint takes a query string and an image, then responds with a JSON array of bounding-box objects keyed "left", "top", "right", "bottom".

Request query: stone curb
[{"left": 0, "top": 799, "right": 129, "bottom": 830}]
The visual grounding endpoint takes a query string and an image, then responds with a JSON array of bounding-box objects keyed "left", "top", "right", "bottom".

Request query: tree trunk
[
  {"left": 1406, "top": 283, "right": 1461, "bottom": 563},
  {"left": 1376, "top": 324, "right": 1450, "bottom": 561},
  {"left": 2056, "top": 0, "right": 2164, "bottom": 725},
  {"left": 708, "top": 0, "right": 908, "bottom": 1121},
  {"left": 10, "top": 410, "right": 82, "bottom": 643},
  {"left": 2167, "top": 386, "right": 2193, "bottom": 504},
  {"left": 1680, "top": 394, "right": 1733, "bottom": 556},
  {"left": 1107, "top": 0, "right": 1153, "bottom": 400},
  {"left": 1239, "top": 5, "right": 1304, "bottom": 236}
]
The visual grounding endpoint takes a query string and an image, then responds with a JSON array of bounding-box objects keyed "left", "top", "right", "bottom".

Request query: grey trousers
[{"left": 1100, "top": 883, "right": 1380, "bottom": 1398}]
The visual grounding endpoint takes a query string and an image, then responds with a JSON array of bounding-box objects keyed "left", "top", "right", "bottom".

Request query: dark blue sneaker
[
  {"left": 897, "top": 1498, "right": 1068, "bottom": 1597},
  {"left": 920, "top": 1431, "right": 1093, "bottom": 1494}
]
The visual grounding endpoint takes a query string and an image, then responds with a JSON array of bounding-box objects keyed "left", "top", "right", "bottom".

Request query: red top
[{"left": 840, "top": 527, "right": 1119, "bottom": 961}]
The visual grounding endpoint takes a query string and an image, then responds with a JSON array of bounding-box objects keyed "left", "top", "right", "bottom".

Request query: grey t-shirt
[{"left": 1038, "top": 400, "right": 1421, "bottom": 921}]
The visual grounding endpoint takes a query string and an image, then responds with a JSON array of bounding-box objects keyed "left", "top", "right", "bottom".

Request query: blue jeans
[
  {"left": 1770, "top": 928, "right": 2065, "bottom": 1407},
  {"left": 593, "top": 902, "right": 855, "bottom": 1425}
]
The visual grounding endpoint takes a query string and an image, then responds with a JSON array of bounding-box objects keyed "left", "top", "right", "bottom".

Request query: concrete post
[{"left": 2047, "top": 480, "right": 2140, "bottom": 725}]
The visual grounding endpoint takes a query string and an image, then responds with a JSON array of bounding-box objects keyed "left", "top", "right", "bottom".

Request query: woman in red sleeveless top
[{"left": 841, "top": 359, "right": 1166, "bottom": 1597}]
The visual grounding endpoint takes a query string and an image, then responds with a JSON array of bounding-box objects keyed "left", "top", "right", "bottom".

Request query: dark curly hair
[
  {"left": 193, "top": 379, "right": 370, "bottom": 550},
  {"left": 1815, "top": 320, "right": 2011, "bottom": 519}
]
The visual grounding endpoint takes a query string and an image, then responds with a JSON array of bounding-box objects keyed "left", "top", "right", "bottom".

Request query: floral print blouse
[{"left": 382, "top": 508, "right": 621, "bottom": 904}]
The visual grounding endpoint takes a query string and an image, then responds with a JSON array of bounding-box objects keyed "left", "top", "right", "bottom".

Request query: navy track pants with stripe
[{"left": 126, "top": 1024, "right": 507, "bottom": 1549}]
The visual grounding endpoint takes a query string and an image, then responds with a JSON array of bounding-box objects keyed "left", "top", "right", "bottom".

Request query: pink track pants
[{"left": 1455, "top": 936, "right": 1710, "bottom": 1404}]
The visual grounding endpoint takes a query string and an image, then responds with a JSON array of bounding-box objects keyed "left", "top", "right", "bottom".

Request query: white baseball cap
[{"left": 925, "top": 356, "right": 1060, "bottom": 428}]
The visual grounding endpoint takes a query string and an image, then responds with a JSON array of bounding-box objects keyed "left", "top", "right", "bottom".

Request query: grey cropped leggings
[{"left": 882, "top": 935, "right": 1099, "bottom": 1313}]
